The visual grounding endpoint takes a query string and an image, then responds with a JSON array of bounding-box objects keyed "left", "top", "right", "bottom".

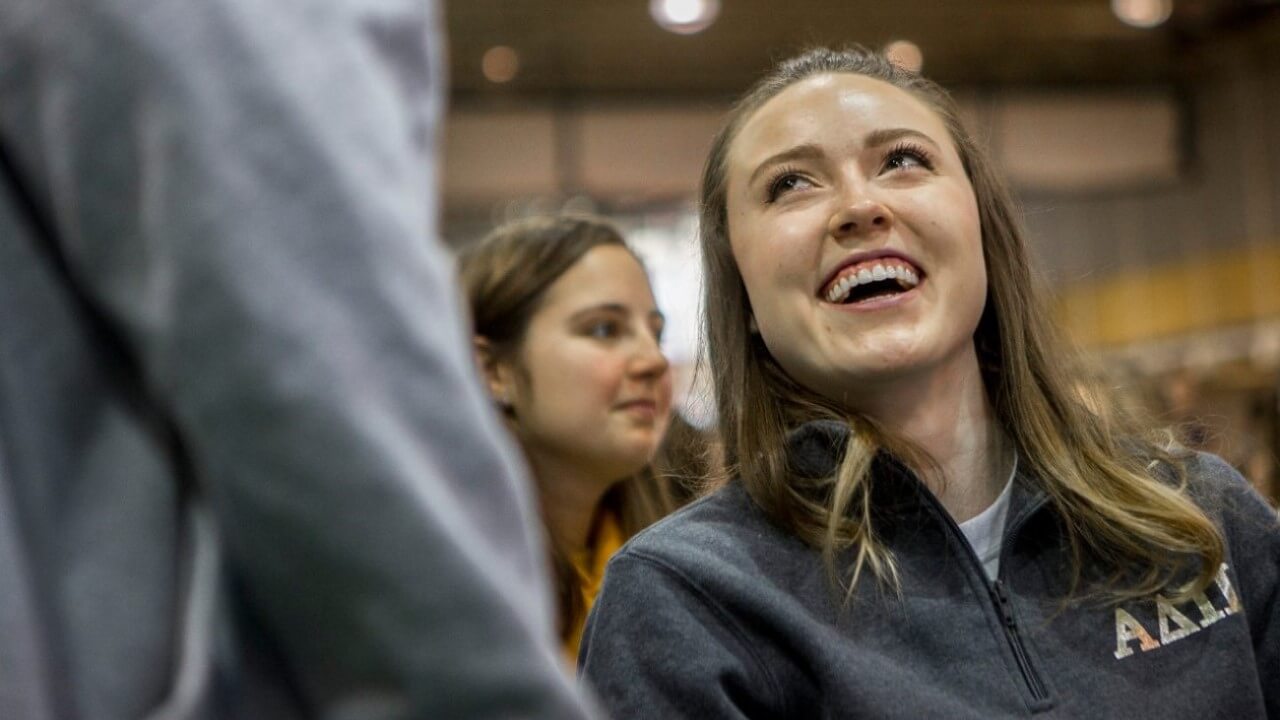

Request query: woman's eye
[
  {"left": 883, "top": 146, "right": 933, "bottom": 173},
  {"left": 767, "top": 173, "right": 813, "bottom": 201},
  {"left": 587, "top": 321, "right": 620, "bottom": 340}
]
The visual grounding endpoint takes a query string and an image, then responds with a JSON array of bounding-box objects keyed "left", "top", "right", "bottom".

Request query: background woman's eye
[
  {"left": 587, "top": 320, "right": 620, "bottom": 339},
  {"left": 768, "top": 173, "right": 812, "bottom": 200}
]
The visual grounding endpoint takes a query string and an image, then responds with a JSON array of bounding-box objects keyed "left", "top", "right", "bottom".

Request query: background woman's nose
[{"left": 630, "top": 333, "right": 670, "bottom": 378}]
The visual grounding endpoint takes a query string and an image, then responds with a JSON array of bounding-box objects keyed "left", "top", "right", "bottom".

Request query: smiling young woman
[
  {"left": 459, "top": 214, "right": 686, "bottom": 663},
  {"left": 578, "top": 48, "right": 1280, "bottom": 718}
]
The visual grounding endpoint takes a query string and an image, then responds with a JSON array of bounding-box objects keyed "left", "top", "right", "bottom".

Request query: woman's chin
[
  {"left": 594, "top": 447, "right": 660, "bottom": 483},
  {"left": 787, "top": 357, "right": 938, "bottom": 408}
]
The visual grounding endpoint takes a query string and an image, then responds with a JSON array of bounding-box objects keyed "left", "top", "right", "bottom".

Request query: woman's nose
[
  {"left": 629, "top": 332, "right": 669, "bottom": 379},
  {"left": 827, "top": 197, "right": 894, "bottom": 240}
]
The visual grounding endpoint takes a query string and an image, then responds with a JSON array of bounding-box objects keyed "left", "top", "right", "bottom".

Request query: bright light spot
[
  {"left": 650, "top": 0, "right": 720, "bottom": 35},
  {"left": 481, "top": 46, "right": 519, "bottom": 84},
  {"left": 1111, "top": 0, "right": 1173, "bottom": 28},
  {"left": 665, "top": 0, "right": 701, "bottom": 23},
  {"left": 884, "top": 40, "right": 924, "bottom": 73}
]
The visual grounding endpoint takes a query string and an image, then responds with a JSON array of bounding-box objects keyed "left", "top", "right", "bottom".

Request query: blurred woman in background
[
  {"left": 579, "top": 47, "right": 1279, "bottom": 717},
  {"left": 460, "top": 214, "right": 684, "bottom": 662}
]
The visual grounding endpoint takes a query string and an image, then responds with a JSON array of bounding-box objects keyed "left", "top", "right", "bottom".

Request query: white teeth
[
  {"left": 826, "top": 261, "right": 922, "bottom": 303},
  {"left": 827, "top": 278, "right": 849, "bottom": 303}
]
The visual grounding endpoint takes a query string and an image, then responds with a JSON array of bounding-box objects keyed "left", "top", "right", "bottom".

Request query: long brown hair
[
  {"left": 698, "top": 47, "right": 1223, "bottom": 602},
  {"left": 459, "top": 214, "right": 685, "bottom": 635}
]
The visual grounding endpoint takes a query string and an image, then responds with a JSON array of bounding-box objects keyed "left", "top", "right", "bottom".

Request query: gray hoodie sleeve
[
  {"left": 0, "top": 0, "right": 594, "bottom": 717},
  {"left": 1202, "top": 455, "right": 1280, "bottom": 718},
  {"left": 580, "top": 551, "right": 781, "bottom": 718},
  {"left": 1246, "top": 513, "right": 1280, "bottom": 720}
]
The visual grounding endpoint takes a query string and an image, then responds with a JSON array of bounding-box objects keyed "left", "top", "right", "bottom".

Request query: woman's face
[
  {"left": 501, "top": 244, "right": 672, "bottom": 482},
  {"left": 724, "top": 72, "right": 986, "bottom": 406}
]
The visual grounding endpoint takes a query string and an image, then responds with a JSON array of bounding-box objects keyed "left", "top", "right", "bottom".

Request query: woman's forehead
[
  {"left": 728, "top": 73, "right": 954, "bottom": 174},
  {"left": 537, "top": 245, "right": 656, "bottom": 314}
]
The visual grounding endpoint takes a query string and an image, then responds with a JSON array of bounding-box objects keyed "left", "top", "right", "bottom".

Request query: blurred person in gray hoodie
[{"left": 0, "top": 0, "right": 597, "bottom": 718}]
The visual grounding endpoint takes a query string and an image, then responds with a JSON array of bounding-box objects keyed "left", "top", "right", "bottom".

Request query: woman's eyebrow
[
  {"left": 748, "top": 143, "right": 824, "bottom": 188},
  {"left": 863, "top": 127, "right": 940, "bottom": 149},
  {"left": 568, "top": 303, "right": 628, "bottom": 322},
  {"left": 747, "top": 129, "right": 941, "bottom": 188}
]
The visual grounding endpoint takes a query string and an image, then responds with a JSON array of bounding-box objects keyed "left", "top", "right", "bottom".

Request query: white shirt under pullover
[{"left": 958, "top": 456, "right": 1017, "bottom": 581}]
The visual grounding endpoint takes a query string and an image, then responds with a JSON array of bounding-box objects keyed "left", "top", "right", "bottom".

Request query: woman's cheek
[{"left": 583, "top": 351, "right": 626, "bottom": 406}]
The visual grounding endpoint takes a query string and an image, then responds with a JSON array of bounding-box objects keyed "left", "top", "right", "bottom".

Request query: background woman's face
[
  {"left": 504, "top": 245, "right": 672, "bottom": 481},
  {"left": 724, "top": 72, "right": 987, "bottom": 406}
]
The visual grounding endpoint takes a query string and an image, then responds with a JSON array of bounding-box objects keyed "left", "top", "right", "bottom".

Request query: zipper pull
[{"left": 992, "top": 580, "right": 1017, "bottom": 628}]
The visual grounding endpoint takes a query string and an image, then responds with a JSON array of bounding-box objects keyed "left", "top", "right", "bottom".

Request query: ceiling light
[
  {"left": 1111, "top": 0, "right": 1173, "bottom": 28},
  {"left": 482, "top": 46, "right": 519, "bottom": 84},
  {"left": 884, "top": 40, "right": 924, "bottom": 73},
  {"left": 650, "top": 0, "right": 721, "bottom": 35}
]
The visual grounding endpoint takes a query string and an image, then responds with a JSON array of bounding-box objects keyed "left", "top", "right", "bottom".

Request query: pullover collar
[{"left": 783, "top": 419, "right": 1051, "bottom": 539}]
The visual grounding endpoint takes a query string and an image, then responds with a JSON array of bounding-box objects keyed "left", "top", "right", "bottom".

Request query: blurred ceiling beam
[{"left": 446, "top": 0, "right": 1279, "bottom": 100}]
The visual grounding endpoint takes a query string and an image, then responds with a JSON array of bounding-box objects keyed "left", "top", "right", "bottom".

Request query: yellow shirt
[{"left": 563, "top": 510, "right": 624, "bottom": 664}]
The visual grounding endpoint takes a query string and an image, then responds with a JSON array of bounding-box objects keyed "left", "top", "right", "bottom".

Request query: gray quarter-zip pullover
[{"left": 581, "top": 421, "right": 1279, "bottom": 718}]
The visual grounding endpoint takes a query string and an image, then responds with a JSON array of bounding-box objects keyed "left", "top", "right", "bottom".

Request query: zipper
[
  {"left": 910, "top": 480, "right": 1051, "bottom": 705},
  {"left": 992, "top": 580, "right": 1049, "bottom": 702}
]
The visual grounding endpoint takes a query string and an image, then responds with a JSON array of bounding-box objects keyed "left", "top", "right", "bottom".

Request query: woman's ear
[{"left": 473, "top": 336, "right": 515, "bottom": 411}]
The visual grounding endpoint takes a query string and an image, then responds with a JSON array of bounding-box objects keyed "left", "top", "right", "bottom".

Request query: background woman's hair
[
  {"left": 697, "top": 46, "right": 1224, "bottom": 602},
  {"left": 458, "top": 213, "right": 687, "bottom": 635},
  {"left": 460, "top": 215, "right": 624, "bottom": 362}
]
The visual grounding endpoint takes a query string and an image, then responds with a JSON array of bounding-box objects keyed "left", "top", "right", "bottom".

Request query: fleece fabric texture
[{"left": 581, "top": 420, "right": 1280, "bottom": 719}]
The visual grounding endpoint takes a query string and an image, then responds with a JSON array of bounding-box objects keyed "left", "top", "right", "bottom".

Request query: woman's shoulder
[
  {"left": 1179, "top": 451, "right": 1267, "bottom": 506},
  {"left": 1177, "top": 451, "right": 1279, "bottom": 543},
  {"left": 612, "top": 480, "right": 802, "bottom": 579},
  {"left": 1181, "top": 450, "right": 1248, "bottom": 488},
  {"left": 620, "top": 481, "right": 771, "bottom": 552}
]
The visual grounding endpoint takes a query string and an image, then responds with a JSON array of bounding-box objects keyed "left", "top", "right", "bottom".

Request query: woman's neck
[
  {"left": 853, "top": 347, "right": 1013, "bottom": 523},
  {"left": 525, "top": 451, "right": 616, "bottom": 556}
]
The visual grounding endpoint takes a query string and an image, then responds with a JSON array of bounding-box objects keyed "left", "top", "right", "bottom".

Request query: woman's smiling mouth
[{"left": 819, "top": 252, "right": 924, "bottom": 306}]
